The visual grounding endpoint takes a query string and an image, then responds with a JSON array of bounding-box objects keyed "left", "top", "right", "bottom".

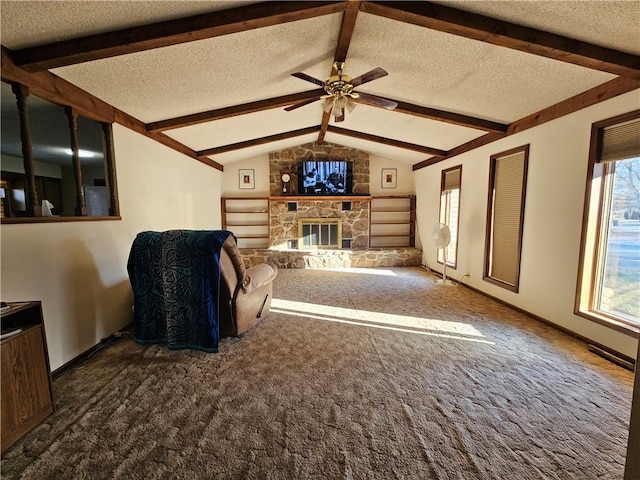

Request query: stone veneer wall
[
  {"left": 270, "top": 199, "right": 370, "bottom": 249},
  {"left": 268, "top": 142, "right": 369, "bottom": 196},
  {"left": 268, "top": 142, "right": 372, "bottom": 250}
]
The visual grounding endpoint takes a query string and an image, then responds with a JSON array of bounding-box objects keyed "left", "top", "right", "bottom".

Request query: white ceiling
[{"left": 1, "top": 1, "right": 639, "bottom": 167}]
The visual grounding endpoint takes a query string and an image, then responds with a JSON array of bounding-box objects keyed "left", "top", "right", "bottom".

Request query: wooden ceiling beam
[
  {"left": 12, "top": 1, "right": 347, "bottom": 72},
  {"left": 362, "top": 1, "right": 640, "bottom": 76},
  {"left": 328, "top": 125, "right": 447, "bottom": 156},
  {"left": 392, "top": 99, "right": 507, "bottom": 133},
  {"left": 2, "top": 47, "right": 223, "bottom": 171},
  {"left": 146, "top": 89, "right": 326, "bottom": 132},
  {"left": 318, "top": 0, "right": 360, "bottom": 143},
  {"left": 197, "top": 126, "right": 320, "bottom": 157},
  {"left": 413, "top": 73, "right": 640, "bottom": 170}
]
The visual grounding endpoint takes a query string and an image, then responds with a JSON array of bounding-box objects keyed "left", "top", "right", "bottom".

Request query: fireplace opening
[{"left": 298, "top": 218, "right": 342, "bottom": 249}]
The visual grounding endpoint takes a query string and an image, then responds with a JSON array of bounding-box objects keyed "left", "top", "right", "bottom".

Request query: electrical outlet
[{"left": 465, "top": 270, "right": 471, "bottom": 277}]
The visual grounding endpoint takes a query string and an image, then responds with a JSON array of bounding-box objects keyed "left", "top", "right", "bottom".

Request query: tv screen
[{"left": 298, "top": 160, "right": 352, "bottom": 195}]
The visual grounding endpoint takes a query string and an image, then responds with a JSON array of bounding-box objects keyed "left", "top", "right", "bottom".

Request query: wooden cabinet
[
  {"left": 221, "top": 197, "right": 270, "bottom": 248},
  {"left": 1, "top": 301, "right": 54, "bottom": 453},
  {"left": 369, "top": 195, "right": 416, "bottom": 247}
]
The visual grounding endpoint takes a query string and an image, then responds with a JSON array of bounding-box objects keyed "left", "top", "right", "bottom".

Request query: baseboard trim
[
  {"left": 427, "top": 267, "right": 636, "bottom": 367},
  {"left": 52, "top": 326, "right": 132, "bottom": 378}
]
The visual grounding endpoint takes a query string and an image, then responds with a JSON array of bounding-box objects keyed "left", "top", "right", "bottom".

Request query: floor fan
[{"left": 432, "top": 223, "right": 454, "bottom": 286}]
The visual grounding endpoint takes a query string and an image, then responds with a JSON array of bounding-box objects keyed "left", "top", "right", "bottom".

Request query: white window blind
[
  {"left": 600, "top": 118, "right": 640, "bottom": 163},
  {"left": 487, "top": 148, "right": 528, "bottom": 288}
]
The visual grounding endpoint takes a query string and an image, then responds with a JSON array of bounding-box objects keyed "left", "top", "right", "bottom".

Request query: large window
[
  {"left": 484, "top": 145, "right": 529, "bottom": 292},
  {"left": 438, "top": 165, "right": 462, "bottom": 268},
  {"left": 576, "top": 111, "right": 640, "bottom": 334}
]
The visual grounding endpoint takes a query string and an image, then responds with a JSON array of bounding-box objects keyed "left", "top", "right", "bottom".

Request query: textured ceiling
[{"left": 1, "top": 1, "right": 639, "bottom": 167}]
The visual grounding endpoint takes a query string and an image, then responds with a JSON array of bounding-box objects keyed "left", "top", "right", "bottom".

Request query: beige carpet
[{"left": 1, "top": 267, "right": 634, "bottom": 479}]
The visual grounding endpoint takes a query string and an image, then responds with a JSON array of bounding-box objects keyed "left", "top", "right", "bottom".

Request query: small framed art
[
  {"left": 381, "top": 168, "right": 397, "bottom": 189},
  {"left": 239, "top": 169, "right": 255, "bottom": 189}
]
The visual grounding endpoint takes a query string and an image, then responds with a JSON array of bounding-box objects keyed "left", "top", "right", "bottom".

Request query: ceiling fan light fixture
[
  {"left": 345, "top": 100, "right": 357, "bottom": 113},
  {"left": 322, "top": 97, "right": 334, "bottom": 113}
]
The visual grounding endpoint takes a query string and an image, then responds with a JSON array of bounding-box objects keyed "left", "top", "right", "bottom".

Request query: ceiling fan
[{"left": 285, "top": 62, "right": 398, "bottom": 122}]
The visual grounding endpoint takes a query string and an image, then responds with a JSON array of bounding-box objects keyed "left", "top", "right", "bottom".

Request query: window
[
  {"left": 576, "top": 111, "right": 640, "bottom": 334},
  {"left": 0, "top": 80, "right": 119, "bottom": 222},
  {"left": 438, "top": 165, "right": 462, "bottom": 268},
  {"left": 484, "top": 145, "right": 529, "bottom": 292}
]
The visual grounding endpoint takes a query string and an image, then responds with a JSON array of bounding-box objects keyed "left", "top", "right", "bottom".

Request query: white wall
[
  {"left": 221, "top": 155, "right": 270, "bottom": 197},
  {"left": 414, "top": 90, "right": 640, "bottom": 359},
  {"left": 0, "top": 125, "right": 223, "bottom": 370},
  {"left": 369, "top": 155, "right": 414, "bottom": 195}
]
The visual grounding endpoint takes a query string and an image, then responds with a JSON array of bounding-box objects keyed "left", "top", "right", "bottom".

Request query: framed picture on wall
[
  {"left": 239, "top": 169, "right": 255, "bottom": 189},
  {"left": 381, "top": 168, "right": 397, "bottom": 189}
]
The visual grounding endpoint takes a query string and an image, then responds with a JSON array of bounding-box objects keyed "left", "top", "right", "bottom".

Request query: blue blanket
[{"left": 127, "top": 230, "right": 234, "bottom": 352}]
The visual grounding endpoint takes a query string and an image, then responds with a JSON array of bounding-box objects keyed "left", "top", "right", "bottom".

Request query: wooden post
[
  {"left": 64, "top": 107, "right": 87, "bottom": 216},
  {"left": 11, "top": 83, "right": 41, "bottom": 216},
  {"left": 101, "top": 123, "right": 119, "bottom": 216}
]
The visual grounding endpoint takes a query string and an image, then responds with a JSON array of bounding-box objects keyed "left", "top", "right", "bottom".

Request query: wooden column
[
  {"left": 64, "top": 107, "right": 87, "bottom": 216},
  {"left": 11, "top": 83, "right": 41, "bottom": 216},
  {"left": 101, "top": 123, "right": 119, "bottom": 216}
]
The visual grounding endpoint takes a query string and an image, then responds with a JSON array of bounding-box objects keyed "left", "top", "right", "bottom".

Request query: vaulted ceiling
[{"left": 1, "top": 1, "right": 639, "bottom": 172}]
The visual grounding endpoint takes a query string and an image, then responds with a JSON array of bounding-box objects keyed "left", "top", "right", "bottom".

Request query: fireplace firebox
[{"left": 298, "top": 218, "right": 342, "bottom": 249}]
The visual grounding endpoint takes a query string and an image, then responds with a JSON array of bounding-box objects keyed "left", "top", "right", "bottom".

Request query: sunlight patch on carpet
[{"left": 271, "top": 299, "right": 493, "bottom": 344}]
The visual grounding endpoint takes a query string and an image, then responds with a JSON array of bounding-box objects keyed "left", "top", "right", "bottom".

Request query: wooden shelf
[
  {"left": 269, "top": 195, "right": 372, "bottom": 201},
  {"left": 369, "top": 195, "right": 415, "bottom": 247},
  {"left": 371, "top": 220, "right": 411, "bottom": 225},
  {"left": 221, "top": 197, "right": 270, "bottom": 248},
  {"left": 226, "top": 222, "right": 269, "bottom": 227}
]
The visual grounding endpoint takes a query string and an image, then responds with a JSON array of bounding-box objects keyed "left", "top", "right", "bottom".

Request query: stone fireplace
[
  {"left": 269, "top": 198, "right": 370, "bottom": 250},
  {"left": 267, "top": 142, "right": 371, "bottom": 250},
  {"left": 222, "top": 141, "right": 422, "bottom": 268}
]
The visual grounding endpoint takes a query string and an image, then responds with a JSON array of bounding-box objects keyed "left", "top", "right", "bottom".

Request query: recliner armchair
[
  {"left": 218, "top": 234, "right": 278, "bottom": 336},
  {"left": 127, "top": 230, "right": 277, "bottom": 352}
]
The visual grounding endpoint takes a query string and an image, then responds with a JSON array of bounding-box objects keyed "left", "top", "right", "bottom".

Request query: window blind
[
  {"left": 600, "top": 118, "right": 640, "bottom": 163},
  {"left": 488, "top": 149, "right": 527, "bottom": 287},
  {"left": 443, "top": 168, "right": 461, "bottom": 191}
]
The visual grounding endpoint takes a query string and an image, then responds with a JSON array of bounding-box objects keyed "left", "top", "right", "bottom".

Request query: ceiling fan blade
[
  {"left": 291, "top": 72, "right": 325, "bottom": 87},
  {"left": 349, "top": 67, "right": 388, "bottom": 87},
  {"left": 284, "top": 97, "right": 321, "bottom": 111},
  {"left": 351, "top": 91, "right": 398, "bottom": 110}
]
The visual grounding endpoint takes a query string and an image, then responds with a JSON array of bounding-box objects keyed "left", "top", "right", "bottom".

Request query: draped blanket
[{"left": 127, "top": 230, "right": 234, "bottom": 353}]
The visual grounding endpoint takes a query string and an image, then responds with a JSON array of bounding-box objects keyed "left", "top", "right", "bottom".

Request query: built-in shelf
[
  {"left": 370, "top": 195, "right": 415, "bottom": 247},
  {"left": 222, "top": 194, "right": 416, "bottom": 249},
  {"left": 221, "top": 197, "right": 270, "bottom": 248}
]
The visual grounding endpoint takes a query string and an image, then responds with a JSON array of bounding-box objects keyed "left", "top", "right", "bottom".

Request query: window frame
[
  {"left": 483, "top": 145, "right": 530, "bottom": 292},
  {"left": 575, "top": 109, "right": 640, "bottom": 337},
  {"left": 438, "top": 165, "right": 462, "bottom": 269}
]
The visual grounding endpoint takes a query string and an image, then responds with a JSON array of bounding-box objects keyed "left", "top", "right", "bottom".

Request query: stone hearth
[{"left": 240, "top": 247, "right": 422, "bottom": 269}]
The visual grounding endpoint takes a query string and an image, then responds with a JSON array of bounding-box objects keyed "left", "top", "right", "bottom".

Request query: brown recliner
[{"left": 218, "top": 235, "right": 278, "bottom": 336}]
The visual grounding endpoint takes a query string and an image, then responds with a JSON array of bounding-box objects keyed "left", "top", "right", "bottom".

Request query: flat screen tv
[{"left": 297, "top": 160, "right": 353, "bottom": 195}]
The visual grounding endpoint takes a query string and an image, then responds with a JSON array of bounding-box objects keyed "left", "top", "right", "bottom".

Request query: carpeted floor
[{"left": 1, "top": 267, "right": 634, "bottom": 479}]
